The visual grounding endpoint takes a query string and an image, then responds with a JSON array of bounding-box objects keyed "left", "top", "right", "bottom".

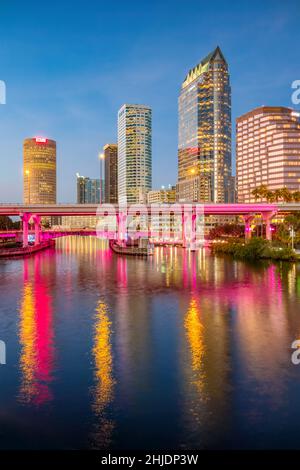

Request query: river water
[{"left": 0, "top": 236, "right": 300, "bottom": 450}]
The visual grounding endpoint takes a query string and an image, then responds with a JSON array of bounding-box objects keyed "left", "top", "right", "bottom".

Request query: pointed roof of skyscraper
[
  {"left": 182, "top": 46, "right": 227, "bottom": 89},
  {"left": 201, "top": 46, "right": 227, "bottom": 66}
]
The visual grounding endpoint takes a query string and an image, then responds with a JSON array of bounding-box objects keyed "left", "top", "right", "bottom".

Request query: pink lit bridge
[{"left": 0, "top": 202, "right": 298, "bottom": 248}]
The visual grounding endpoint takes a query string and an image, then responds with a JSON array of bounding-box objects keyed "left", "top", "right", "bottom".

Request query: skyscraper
[
  {"left": 23, "top": 137, "right": 56, "bottom": 204},
  {"left": 76, "top": 174, "right": 101, "bottom": 204},
  {"left": 103, "top": 144, "right": 118, "bottom": 204},
  {"left": 177, "top": 46, "right": 231, "bottom": 203},
  {"left": 118, "top": 104, "right": 152, "bottom": 204},
  {"left": 236, "top": 106, "right": 300, "bottom": 202}
]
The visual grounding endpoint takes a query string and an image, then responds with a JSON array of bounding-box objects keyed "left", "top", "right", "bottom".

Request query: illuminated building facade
[
  {"left": 23, "top": 137, "right": 56, "bottom": 204},
  {"left": 147, "top": 185, "right": 176, "bottom": 204},
  {"left": 60, "top": 216, "right": 97, "bottom": 229},
  {"left": 177, "top": 46, "right": 231, "bottom": 203},
  {"left": 76, "top": 174, "right": 101, "bottom": 204},
  {"left": 147, "top": 186, "right": 178, "bottom": 240},
  {"left": 236, "top": 106, "right": 300, "bottom": 202},
  {"left": 104, "top": 144, "right": 118, "bottom": 204},
  {"left": 118, "top": 104, "right": 152, "bottom": 204}
]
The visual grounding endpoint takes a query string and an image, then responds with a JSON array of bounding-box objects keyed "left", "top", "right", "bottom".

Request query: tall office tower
[
  {"left": 177, "top": 46, "right": 231, "bottom": 202},
  {"left": 76, "top": 174, "right": 101, "bottom": 204},
  {"left": 236, "top": 106, "right": 300, "bottom": 202},
  {"left": 23, "top": 137, "right": 56, "bottom": 204},
  {"left": 118, "top": 104, "right": 152, "bottom": 204},
  {"left": 103, "top": 144, "right": 118, "bottom": 203}
]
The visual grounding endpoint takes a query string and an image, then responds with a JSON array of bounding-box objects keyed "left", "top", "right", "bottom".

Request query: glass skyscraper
[
  {"left": 103, "top": 143, "right": 118, "bottom": 204},
  {"left": 118, "top": 104, "right": 152, "bottom": 204},
  {"left": 76, "top": 174, "right": 102, "bottom": 204},
  {"left": 177, "top": 46, "right": 232, "bottom": 202}
]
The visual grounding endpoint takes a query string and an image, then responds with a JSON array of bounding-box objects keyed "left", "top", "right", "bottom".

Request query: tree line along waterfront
[{"left": 212, "top": 238, "right": 298, "bottom": 262}]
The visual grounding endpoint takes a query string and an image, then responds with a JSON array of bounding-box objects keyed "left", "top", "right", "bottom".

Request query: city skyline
[
  {"left": 1, "top": 2, "right": 300, "bottom": 458},
  {"left": 0, "top": 0, "right": 299, "bottom": 203}
]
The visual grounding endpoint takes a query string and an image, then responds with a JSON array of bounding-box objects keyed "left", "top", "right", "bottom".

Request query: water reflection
[
  {"left": 56, "top": 235, "right": 107, "bottom": 257},
  {"left": 18, "top": 256, "right": 54, "bottom": 406},
  {"left": 184, "top": 297, "right": 206, "bottom": 395},
  {"left": 178, "top": 251, "right": 300, "bottom": 448},
  {"left": 19, "top": 281, "right": 36, "bottom": 402},
  {"left": 0, "top": 237, "right": 299, "bottom": 449},
  {"left": 91, "top": 299, "right": 115, "bottom": 448}
]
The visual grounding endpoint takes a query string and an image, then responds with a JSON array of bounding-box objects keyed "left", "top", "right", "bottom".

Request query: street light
[
  {"left": 98, "top": 152, "right": 105, "bottom": 204},
  {"left": 25, "top": 169, "right": 30, "bottom": 204},
  {"left": 289, "top": 225, "right": 295, "bottom": 250}
]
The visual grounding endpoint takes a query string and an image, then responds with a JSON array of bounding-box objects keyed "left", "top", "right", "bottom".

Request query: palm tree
[
  {"left": 252, "top": 187, "right": 261, "bottom": 201},
  {"left": 293, "top": 191, "right": 300, "bottom": 202},
  {"left": 266, "top": 190, "right": 276, "bottom": 203},
  {"left": 281, "top": 187, "right": 293, "bottom": 202},
  {"left": 259, "top": 185, "right": 269, "bottom": 199},
  {"left": 284, "top": 213, "right": 300, "bottom": 232},
  {"left": 274, "top": 189, "right": 283, "bottom": 202},
  {"left": 252, "top": 185, "right": 269, "bottom": 201}
]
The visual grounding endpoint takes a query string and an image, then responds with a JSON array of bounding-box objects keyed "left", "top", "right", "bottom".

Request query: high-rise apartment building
[
  {"left": 177, "top": 46, "right": 231, "bottom": 203},
  {"left": 118, "top": 104, "right": 152, "bottom": 204},
  {"left": 103, "top": 144, "right": 118, "bottom": 204},
  {"left": 236, "top": 106, "right": 300, "bottom": 202},
  {"left": 76, "top": 174, "right": 101, "bottom": 204},
  {"left": 23, "top": 137, "right": 56, "bottom": 204}
]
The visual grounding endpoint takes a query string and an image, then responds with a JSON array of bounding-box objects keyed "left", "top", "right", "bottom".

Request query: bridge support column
[
  {"left": 243, "top": 215, "right": 254, "bottom": 240},
  {"left": 190, "top": 209, "right": 197, "bottom": 251},
  {"left": 159, "top": 212, "right": 163, "bottom": 241},
  {"left": 182, "top": 207, "right": 197, "bottom": 249},
  {"left": 20, "top": 213, "right": 31, "bottom": 248},
  {"left": 32, "top": 215, "right": 41, "bottom": 245},
  {"left": 182, "top": 211, "right": 188, "bottom": 248},
  {"left": 117, "top": 210, "right": 127, "bottom": 246},
  {"left": 262, "top": 212, "right": 275, "bottom": 241}
]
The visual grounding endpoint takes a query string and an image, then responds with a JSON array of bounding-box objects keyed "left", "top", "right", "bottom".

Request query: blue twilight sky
[{"left": 0, "top": 0, "right": 299, "bottom": 203}]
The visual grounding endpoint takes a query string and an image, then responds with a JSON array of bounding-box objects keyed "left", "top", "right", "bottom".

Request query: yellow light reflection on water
[
  {"left": 184, "top": 298, "right": 206, "bottom": 394},
  {"left": 91, "top": 299, "right": 115, "bottom": 448}
]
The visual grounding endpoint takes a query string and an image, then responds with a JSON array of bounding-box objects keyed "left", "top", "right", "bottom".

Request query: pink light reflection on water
[{"left": 18, "top": 253, "right": 55, "bottom": 406}]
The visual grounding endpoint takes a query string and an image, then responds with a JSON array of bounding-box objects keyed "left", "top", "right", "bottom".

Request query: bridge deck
[{"left": 0, "top": 202, "right": 295, "bottom": 217}]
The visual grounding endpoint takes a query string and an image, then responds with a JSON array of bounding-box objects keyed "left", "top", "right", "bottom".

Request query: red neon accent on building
[{"left": 35, "top": 137, "right": 47, "bottom": 143}]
